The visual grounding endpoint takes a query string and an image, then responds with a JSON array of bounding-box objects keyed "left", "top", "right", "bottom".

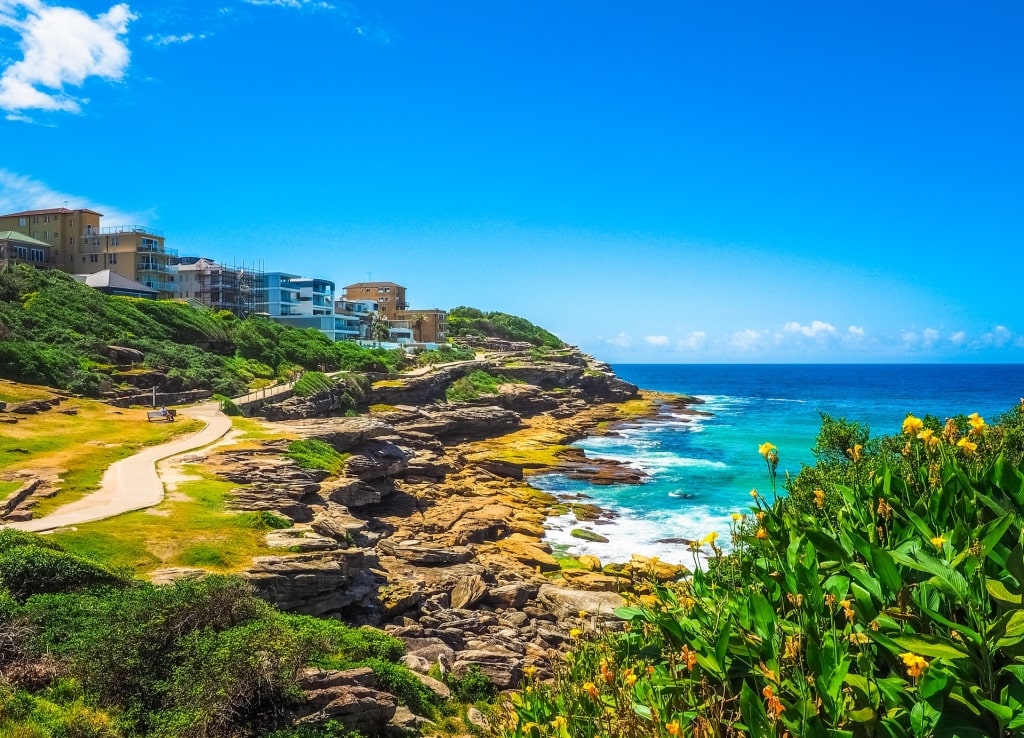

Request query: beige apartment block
[
  {"left": 394, "top": 308, "right": 448, "bottom": 344},
  {"left": 342, "top": 281, "right": 408, "bottom": 319},
  {"left": 0, "top": 208, "right": 177, "bottom": 298}
]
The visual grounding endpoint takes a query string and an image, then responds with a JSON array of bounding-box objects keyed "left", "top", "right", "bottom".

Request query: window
[
  {"left": 90, "top": 254, "right": 98, "bottom": 263},
  {"left": 43, "top": 215, "right": 49, "bottom": 223},
  {"left": 69, "top": 236, "right": 74, "bottom": 246},
  {"left": 43, "top": 231, "right": 48, "bottom": 239},
  {"left": 18, "top": 217, "right": 26, "bottom": 227},
  {"left": 109, "top": 253, "right": 117, "bottom": 264},
  {"left": 31, "top": 217, "right": 38, "bottom": 224},
  {"left": 31, "top": 249, "right": 43, "bottom": 263},
  {"left": 14, "top": 246, "right": 27, "bottom": 260}
]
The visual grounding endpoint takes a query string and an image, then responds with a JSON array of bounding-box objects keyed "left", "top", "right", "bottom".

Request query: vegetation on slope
[
  {"left": 445, "top": 370, "right": 522, "bottom": 402},
  {"left": 0, "top": 266, "right": 405, "bottom": 397},
  {"left": 500, "top": 403, "right": 1024, "bottom": 738},
  {"left": 0, "top": 529, "right": 439, "bottom": 737},
  {"left": 447, "top": 306, "right": 564, "bottom": 348}
]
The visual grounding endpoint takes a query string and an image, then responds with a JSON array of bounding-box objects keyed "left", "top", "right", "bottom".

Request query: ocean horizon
[{"left": 540, "top": 363, "right": 1024, "bottom": 565}]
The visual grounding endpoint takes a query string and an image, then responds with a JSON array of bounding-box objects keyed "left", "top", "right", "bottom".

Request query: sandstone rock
[
  {"left": 560, "top": 570, "right": 624, "bottom": 592},
  {"left": 495, "top": 383, "right": 560, "bottom": 416},
  {"left": 485, "top": 582, "right": 537, "bottom": 610},
  {"left": 310, "top": 504, "right": 367, "bottom": 541},
  {"left": 466, "top": 707, "right": 490, "bottom": 730},
  {"left": 265, "top": 529, "right": 340, "bottom": 552},
  {"left": 401, "top": 637, "right": 455, "bottom": 671},
  {"left": 8, "top": 399, "right": 54, "bottom": 414},
  {"left": 571, "top": 528, "right": 610, "bottom": 543},
  {"left": 345, "top": 440, "right": 410, "bottom": 480},
  {"left": 495, "top": 535, "right": 560, "bottom": 572},
  {"left": 537, "top": 584, "right": 625, "bottom": 621},
  {"left": 450, "top": 574, "right": 488, "bottom": 610},
  {"left": 629, "top": 554, "right": 689, "bottom": 582},
  {"left": 294, "top": 667, "right": 398, "bottom": 734},
  {"left": 411, "top": 672, "right": 450, "bottom": 700},
  {"left": 578, "top": 554, "right": 603, "bottom": 571},
  {"left": 104, "top": 345, "right": 145, "bottom": 364},
  {"left": 453, "top": 648, "right": 523, "bottom": 691},
  {"left": 325, "top": 477, "right": 392, "bottom": 508},
  {"left": 244, "top": 549, "right": 380, "bottom": 617},
  {"left": 378, "top": 539, "right": 475, "bottom": 566},
  {"left": 394, "top": 405, "right": 521, "bottom": 441},
  {"left": 274, "top": 416, "right": 396, "bottom": 450}
]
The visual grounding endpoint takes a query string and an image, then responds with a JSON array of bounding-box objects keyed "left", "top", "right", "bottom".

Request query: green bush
[
  {"left": 285, "top": 440, "right": 348, "bottom": 475},
  {"left": 416, "top": 345, "right": 475, "bottom": 366},
  {"left": 447, "top": 307, "right": 563, "bottom": 348},
  {"left": 292, "top": 371, "right": 335, "bottom": 397},
  {"left": 445, "top": 370, "right": 520, "bottom": 402},
  {"left": 0, "top": 547, "right": 125, "bottom": 601},
  {"left": 446, "top": 665, "right": 496, "bottom": 703}
]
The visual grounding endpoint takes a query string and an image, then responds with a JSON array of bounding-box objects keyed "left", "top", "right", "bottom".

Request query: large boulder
[
  {"left": 244, "top": 549, "right": 381, "bottom": 617},
  {"left": 344, "top": 440, "right": 410, "bottom": 480},
  {"left": 452, "top": 648, "right": 523, "bottom": 690}
]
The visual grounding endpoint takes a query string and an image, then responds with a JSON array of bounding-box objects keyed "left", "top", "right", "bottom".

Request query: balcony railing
[
  {"left": 137, "top": 262, "right": 175, "bottom": 273},
  {"left": 137, "top": 244, "right": 178, "bottom": 256},
  {"left": 97, "top": 225, "right": 165, "bottom": 237}
]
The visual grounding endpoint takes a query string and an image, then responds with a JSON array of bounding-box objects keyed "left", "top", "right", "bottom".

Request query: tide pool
[{"left": 539, "top": 364, "right": 1024, "bottom": 564}]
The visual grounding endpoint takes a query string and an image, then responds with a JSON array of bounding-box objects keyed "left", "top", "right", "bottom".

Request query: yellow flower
[
  {"left": 900, "top": 652, "right": 929, "bottom": 679},
  {"left": 569, "top": 628, "right": 582, "bottom": 639},
  {"left": 758, "top": 442, "right": 777, "bottom": 459},
  {"left": 968, "top": 412, "right": 987, "bottom": 434},
  {"left": 624, "top": 669, "right": 638, "bottom": 687},
  {"left": 578, "top": 610, "right": 588, "bottom": 619},
  {"left": 762, "top": 685, "right": 785, "bottom": 719},
  {"left": 903, "top": 415, "right": 924, "bottom": 435},
  {"left": 551, "top": 716, "right": 567, "bottom": 730},
  {"left": 813, "top": 489, "right": 826, "bottom": 509},
  {"left": 701, "top": 531, "right": 719, "bottom": 546},
  {"left": 523, "top": 665, "right": 537, "bottom": 679},
  {"left": 750, "top": 489, "right": 760, "bottom": 498},
  {"left": 850, "top": 632, "right": 870, "bottom": 646},
  {"left": 583, "top": 681, "right": 599, "bottom": 699},
  {"left": 956, "top": 437, "right": 978, "bottom": 456},
  {"left": 917, "top": 428, "right": 940, "bottom": 450},
  {"left": 847, "top": 444, "right": 863, "bottom": 462},
  {"left": 931, "top": 535, "right": 946, "bottom": 551},
  {"left": 731, "top": 512, "right": 744, "bottom": 522},
  {"left": 755, "top": 527, "right": 768, "bottom": 540},
  {"left": 666, "top": 722, "right": 681, "bottom": 737}
]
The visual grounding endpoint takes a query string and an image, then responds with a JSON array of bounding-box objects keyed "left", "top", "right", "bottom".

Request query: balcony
[
  {"left": 137, "top": 262, "right": 175, "bottom": 273},
  {"left": 137, "top": 244, "right": 178, "bottom": 256},
  {"left": 97, "top": 225, "right": 165, "bottom": 237}
]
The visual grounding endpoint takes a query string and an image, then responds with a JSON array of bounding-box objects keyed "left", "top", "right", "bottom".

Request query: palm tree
[
  {"left": 369, "top": 313, "right": 391, "bottom": 346},
  {"left": 410, "top": 313, "right": 427, "bottom": 342}
]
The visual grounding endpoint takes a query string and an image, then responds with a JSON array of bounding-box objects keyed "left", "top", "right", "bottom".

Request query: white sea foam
[{"left": 543, "top": 505, "right": 736, "bottom": 568}]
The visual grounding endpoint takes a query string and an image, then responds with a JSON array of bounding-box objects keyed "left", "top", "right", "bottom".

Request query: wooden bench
[{"left": 146, "top": 410, "right": 175, "bottom": 422}]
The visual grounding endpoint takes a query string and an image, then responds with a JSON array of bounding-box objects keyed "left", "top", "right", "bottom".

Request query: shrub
[
  {"left": 445, "top": 370, "right": 520, "bottom": 403},
  {"left": 446, "top": 665, "right": 496, "bottom": 703},
  {"left": 447, "top": 307, "right": 563, "bottom": 348},
  {"left": 285, "top": 440, "right": 348, "bottom": 475},
  {"left": 0, "top": 547, "right": 125, "bottom": 601},
  {"left": 292, "top": 372, "right": 335, "bottom": 397}
]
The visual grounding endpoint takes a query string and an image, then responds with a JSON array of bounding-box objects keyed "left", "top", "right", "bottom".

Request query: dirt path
[{"left": 10, "top": 402, "right": 231, "bottom": 533}]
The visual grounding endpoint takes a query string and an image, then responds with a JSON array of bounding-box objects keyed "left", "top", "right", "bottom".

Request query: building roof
[
  {"left": 0, "top": 207, "right": 103, "bottom": 218},
  {"left": 343, "top": 281, "right": 406, "bottom": 290},
  {"left": 72, "top": 270, "right": 158, "bottom": 295},
  {"left": 0, "top": 230, "right": 50, "bottom": 247}
]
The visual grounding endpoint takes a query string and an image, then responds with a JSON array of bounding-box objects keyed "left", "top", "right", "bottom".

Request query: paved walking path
[{"left": 10, "top": 402, "right": 232, "bottom": 533}]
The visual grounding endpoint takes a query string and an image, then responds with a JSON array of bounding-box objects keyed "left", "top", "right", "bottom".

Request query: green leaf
[
  {"left": 996, "top": 610, "right": 1024, "bottom": 648},
  {"left": 739, "top": 679, "right": 770, "bottom": 737},
  {"left": 806, "top": 529, "right": 852, "bottom": 564},
  {"left": 986, "top": 578, "right": 1023, "bottom": 605},
  {"left": 892, "top": 634, "right": 970, "bottom": 660}
]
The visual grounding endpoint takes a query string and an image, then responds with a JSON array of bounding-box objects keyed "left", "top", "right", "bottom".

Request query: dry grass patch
[{"left": 51, "top": 466, "right": 285, "bottom": 575}]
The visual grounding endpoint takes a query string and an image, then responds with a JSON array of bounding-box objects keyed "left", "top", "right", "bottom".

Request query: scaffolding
[{"left": 175, "top": 258, "right": 265, "bottom": 317}]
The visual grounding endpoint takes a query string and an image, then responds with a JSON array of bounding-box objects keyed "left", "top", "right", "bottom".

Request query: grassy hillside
[
  {"left": 447, "top": 306, "right": 564, "bottom": 348},
  {"left": 0, "top": 266, "right": 406, "bottom": 397}
]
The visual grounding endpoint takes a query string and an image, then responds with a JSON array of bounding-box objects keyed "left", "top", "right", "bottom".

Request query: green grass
[
  {"left": 51, "top": 467, "right": 285, "bottom": 575},
  {"left": 0, "top": 480, "right": 23, "bottom": 501},
  {"left": 285, "top": 439, "right": 349, "bottom": 475},
  {"left": 0, "top": 396, "right": 202, "bottom": 517}
]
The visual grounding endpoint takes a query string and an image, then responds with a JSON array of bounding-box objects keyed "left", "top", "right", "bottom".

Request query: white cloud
[
  {"left": 902, "top": 331, "right": 918, "bottom": 346},
  {"left": 677, "top": 331, "right": 707, "bottom": 351},
  {"left": 922, "top": 328, "right": 939, "bottom": 347},
  {"left": 950, "top": 331, "right": 967, "bottom": 346},
  {"left": 730, "top": 328, "right": 768, "bottom": 351},
  {"left": 242, "top": 0, "right": 335, "bottom": 9},
  {"left": 0, "top": 1, "right": 136, "bottom": 114},
  {"left": 981, "top": 325, "right": 1013, "bottom": 348},
  {"left": 0, "top": 169, "right": 147, "bottom": 224},
  {"left": 603, "top": 332, "right": 633, "bottom": 349},
  {"left": 848, "top": 325, "right": 865, "bottom": 337},
  {"left": 145, "top": 32, "right": 206, "bottom": 46},
  {"left": 644, "top": 335, "right": 669, "bottom": 346},
  {"left": 783, "top": 320, "right": 836, "bottom": 338}
]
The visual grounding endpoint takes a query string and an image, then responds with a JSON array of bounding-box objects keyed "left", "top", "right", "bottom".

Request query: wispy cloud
[
  {"left": 0, "top": 1, "right": 136, "bottom": 116},
  {"left": 602, "top": 332, "right": 633, "bottom": 349},
  {"left": 144, "top": 32, "right": 207, "bottom": 46},
  {"left": 241, "top": 0, "right": 335, "bottom": 10},
  {"left": 644, "top": 335, "right": 669, "bottom": 346},
  {"left": 784, "top": 320, "right": 836, "bottom": 338},
  {"left": 0, "top": 169, "right": 149, "bottom": 224}
]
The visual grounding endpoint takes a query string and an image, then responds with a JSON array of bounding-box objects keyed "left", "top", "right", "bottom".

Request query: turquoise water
[{"left": 538, "top": 364, "right": 1024, "bottom": 564}]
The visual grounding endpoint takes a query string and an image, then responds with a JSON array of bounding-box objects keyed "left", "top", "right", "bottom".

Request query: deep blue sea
[{"left": 538, "top": 364, "right": 1024, "bottom": 565}]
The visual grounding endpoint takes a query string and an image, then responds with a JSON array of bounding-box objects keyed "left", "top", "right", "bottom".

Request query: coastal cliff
[{"left": 190, "top": 342, "right": 701, "bottom": 717}]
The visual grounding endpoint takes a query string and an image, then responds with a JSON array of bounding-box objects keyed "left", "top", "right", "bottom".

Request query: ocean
[{"left": 538, "top": 364, "right": 1024, "bottom": 565}]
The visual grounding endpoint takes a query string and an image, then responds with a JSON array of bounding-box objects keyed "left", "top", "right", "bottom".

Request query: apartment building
[
  {"left": 261, "top": 272, "right": 346, "bottom": 341},
  {"left": 394, "top": 308, "right": 448, "bottom": 344},
  {"left": 0, "top": 208, "right": 177, "bottom": 298},
  {"left": 341, "top": 281, "right": 408, "bottom": 320}
]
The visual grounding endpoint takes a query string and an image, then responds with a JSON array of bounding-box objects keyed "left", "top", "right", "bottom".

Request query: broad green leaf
[
  {"left": 892, "top": 634, "right": 969, "bottom": 660},
  {"left": 986, "top": 578, "right": 1023, "bottom": 605}
]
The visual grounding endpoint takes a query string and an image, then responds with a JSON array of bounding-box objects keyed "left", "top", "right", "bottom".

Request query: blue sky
[{"left": 1, "top": 1, "right": 1022, "bottom": 363}]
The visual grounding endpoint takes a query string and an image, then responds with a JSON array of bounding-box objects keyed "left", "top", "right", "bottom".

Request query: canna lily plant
[{"left": 497, "top": 405, "right": 1024, "bottom": 738}]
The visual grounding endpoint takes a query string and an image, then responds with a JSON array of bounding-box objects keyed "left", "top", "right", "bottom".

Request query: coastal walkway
[{"left": 9, "top": 402, "right": 232, "bottom": 533}]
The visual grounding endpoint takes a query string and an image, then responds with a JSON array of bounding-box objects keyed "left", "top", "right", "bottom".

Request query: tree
[{"left": 410, "top": 313, "right": 426, "bottom": 342}]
